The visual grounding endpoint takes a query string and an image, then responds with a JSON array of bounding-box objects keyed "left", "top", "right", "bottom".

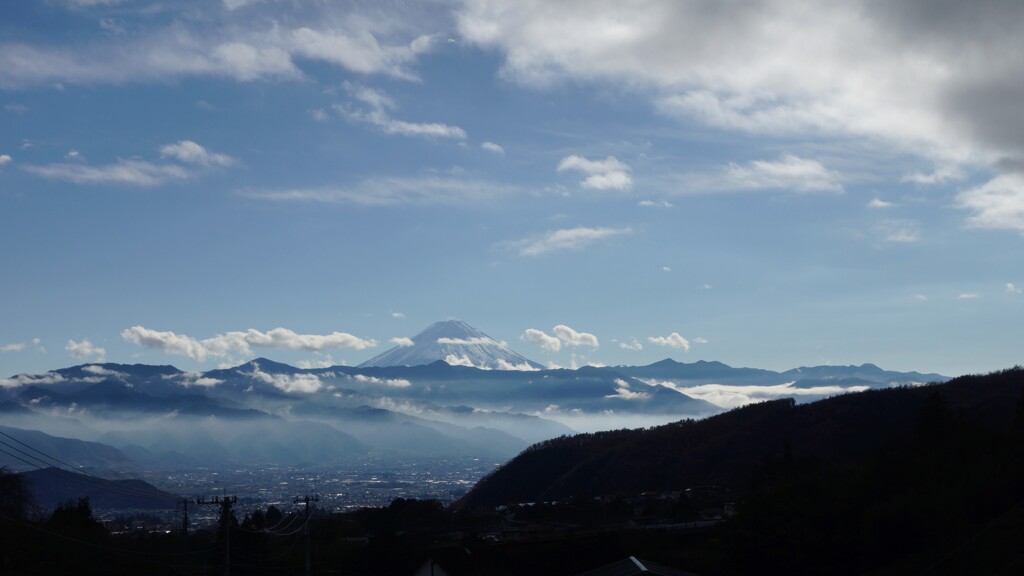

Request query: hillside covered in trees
[{"left": 455, "top": 367, "right": 1024, "bottom": 575}]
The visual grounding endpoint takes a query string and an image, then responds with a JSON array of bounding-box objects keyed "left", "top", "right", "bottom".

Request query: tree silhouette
[{"left": 0, "top": 467, "right": 35, "bottom": 521}]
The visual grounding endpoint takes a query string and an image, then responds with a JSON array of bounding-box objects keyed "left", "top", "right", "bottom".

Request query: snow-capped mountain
[{"left": 358, "top": 320, "right": 544, "bottom": 370}]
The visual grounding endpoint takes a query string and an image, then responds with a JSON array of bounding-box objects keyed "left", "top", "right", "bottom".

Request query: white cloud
[
  {"left": 376, "top": 117, "right": 466, "bottom": 139},
  {"left": 553, "top": 324, "right": 599, "bottom": 348},
  {"left": 0, "top": 154, "right": 11, "bottom": 166},
  {"left": 437, "top": 336, "right": 495, "bottom": 346},
  {"left": 336, "top": 84, "right": 466, "bottom": 139},
  {"left": 205, "top": 41, "right": 302, "bottom": 82},
  {"left": 244, "top": 328, "right": 375, "bottom": 351},
  {"left": 481, "top": 141, "right": 505, "bottom": 155},
  {"left": 694, "top": 337, "right": 709, "bottom": 344},
  {"left": 956, "top": 174, "right": 1024, "bottom": 233},
  {"left": 223, "top": 0, "right": 264, "bottom": 10},
  {"left": 494, "top": 358, "right": 540, "bottom": 371},
  {"left": 723, "top": 155, "right": 843, "bottom": 193},
  {"left": 1007, "top": 283, "right": 1022, "bottom": 294},
  {"left": 457, "top": 0, "right": 1024, "bottom": 178},
  {"left": 66, "top": 339, "right": 106, "bottom": 361},
  {"left": 1, "top": 342, "right": 25, "bottom": 352},
  {"left": 391, "top": 311, "right": 406, "bottom": 318},
  {"left": 557, "top": 155, "right": 632, "bottom": 190},
  {"left": 958, "top": 292, "right": 980, "bottom": 300},
  {"left": 638, "top": 200, "right": 673, "bottom": 208},
  {"left": 159, "top": 140, "right": 234, "bottom": 167},
  {"left": 867, "top": 198, "right": 894, "bottom": 208},
  {"left": 122, "top": 325, "right": 376, "bottom": 362},
  {"left": 618, "top": 339, "right": 643, "bottom": 351},
  {"left": 522, "top": 328, "right": 561, "bottom": 352},
  {"left": 242, "top": 175, "right": 516, "bottom": 206},
  {"left": 443, "top": 354, "right": 537, "bottom": 371},
  {"left": 389, "top": 337, "right": 415, "bottom": 347},
  {"left": 81, "top": 365, "right": 125, "bottom": 379},
  {"left": 66, "top": 0, "right": 128, "bottom": 7},
  {"left": 510, "top": 226, "right": 631, "bottom": 256},
  {"left": 912, "top": 294, "right": 929, "bottom": 302},
  {"left": 902, "top": 164, "right": 964, "bottom": 185},
  {"left": 247, "top": 363, "right": 323, "bottom": 394},
  {"left": 23, "top": 159, "right": 190, "bottom": 186},
  {"left": 662, "top": 266, "right": 671, "bottom": 272},
  {"left": 290, "top": 27, "right": 433, "bottom": 81},
  {"left": 0, "top": 6, "right": 440, "bottom": 90},
  {"left": 121, "top": 327, "right": 215, "bottom": 361},
  {"left": 351, "top": 373, "right": 412, "bottom": 388},
  {"left": 647, "top": 332, "right": 690, "bottom": 351},
  {"left": 169, "top": 372, "right": 224, "bottom": 388},
  {"left": 444, "top": 353, "right": 483, "bottom": 368},
  {"left": 660, "top": 381, "right": 870, "bottom": 409},
  {"left": 605, "top": 378, "right": 650, "bottom": 400},
  {"left": 0, "top": 371, "right": 66, "bottom": 389}
]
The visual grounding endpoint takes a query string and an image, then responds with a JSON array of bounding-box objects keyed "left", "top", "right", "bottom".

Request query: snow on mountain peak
[{"left": 358, "top": 320, "right": 543, "bottom": 370}]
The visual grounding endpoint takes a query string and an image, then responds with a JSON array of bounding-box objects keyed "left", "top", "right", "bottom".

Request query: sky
[{"left": 1, "top": 0, "right": 1022, "bottom": 379}]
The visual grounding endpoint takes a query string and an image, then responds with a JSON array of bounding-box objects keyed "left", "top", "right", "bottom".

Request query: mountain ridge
[{"left": 454, "top": 366, "right": 1019, "bottom": 509}]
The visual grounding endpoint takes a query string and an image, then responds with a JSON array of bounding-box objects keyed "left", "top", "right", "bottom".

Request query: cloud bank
[{"left": 122, "top": 325, "right": 376, "bottom": 362}]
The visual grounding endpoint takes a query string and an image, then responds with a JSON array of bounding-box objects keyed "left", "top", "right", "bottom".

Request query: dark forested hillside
[
  {"left": 456, "top": 367, "right": 1024, "bottom": 575},
  {"left": 456, "top": 367, "right": 1024, "bottom": 508}
]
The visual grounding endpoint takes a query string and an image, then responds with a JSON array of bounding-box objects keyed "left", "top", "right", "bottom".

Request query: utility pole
[
  {"left": 294, "top": 495, "right": 319, "bottom": 576},
  {"left": 197, "top": 495, "right": 237, "bottom": 576},
  {"left": 179, "top": 498, "right": 190, "bottom": 535}
]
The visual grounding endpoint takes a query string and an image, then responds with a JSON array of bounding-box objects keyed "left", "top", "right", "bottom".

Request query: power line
[
  {"left": 196, "top": 495, "right": 238, "bottom": 576},
  {"left": 0, "top": 429, "right": 181, "bottom": 502},
  {"left": 295, "top": 494, "right": 319, "bottom": 576}
]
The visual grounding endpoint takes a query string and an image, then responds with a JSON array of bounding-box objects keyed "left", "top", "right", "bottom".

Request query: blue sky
[{"left": 1, "top": 0, "right": 1022, "bottom": 378}]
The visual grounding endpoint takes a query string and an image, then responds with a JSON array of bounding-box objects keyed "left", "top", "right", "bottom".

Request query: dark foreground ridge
[{"left": 456, "top": 367, "right": 1021, "bottom": 508}]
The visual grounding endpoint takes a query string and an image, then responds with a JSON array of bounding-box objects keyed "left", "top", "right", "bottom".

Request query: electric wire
[
  {"left": 0, "top": 441, "right": 181, "bottom": 507},
  {"left": 0, "top": 428, "right": 182, "bottom": 500},
  {"left": 0, "top": 430, "right": 182, "bottom": 502},
  {"left": 0, "top": 420, "right": 318, "bottom": 573},
  {"left": 265, "top": 510, "right": 313, "bottom": 537}
]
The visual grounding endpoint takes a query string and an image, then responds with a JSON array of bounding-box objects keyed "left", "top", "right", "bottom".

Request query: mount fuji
[{"left": 358, "top": 320, "right": 544, "bottom": 370}]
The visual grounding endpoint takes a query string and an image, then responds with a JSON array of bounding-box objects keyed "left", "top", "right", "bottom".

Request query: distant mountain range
[{"left": 0, "top": 320, "right": 948, "bottom": 473}]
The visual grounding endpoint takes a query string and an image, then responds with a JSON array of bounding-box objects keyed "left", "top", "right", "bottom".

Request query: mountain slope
[
  {"left": 358, "top": 320, "right": 543, "bottom": 370},
  {"left": 20, "top": 467, "right": 179, "bottom": 510},
  {"left": 0, "top": 426, "right": 138, "bottom": 472},
  {"left": 455, "top": 367, "right": 1023, "bottom": 509}
]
